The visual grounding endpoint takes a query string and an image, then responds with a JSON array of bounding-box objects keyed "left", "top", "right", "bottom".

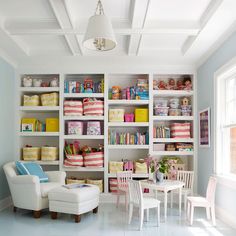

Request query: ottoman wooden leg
[
  {"left": 33, "top": 210, "right": 41, "bottom": 219},
  {"left": 13, "top": 206, "right": 17, "bottom": 212},
  {"left": 75, "top": 214, "right": 81, "bottom": 223},
  {"left": 51, "top": 212, "right": 58, "bottom": 220},
  {"left": 93, "top": 207, "right": 98, "bottom": 214}
]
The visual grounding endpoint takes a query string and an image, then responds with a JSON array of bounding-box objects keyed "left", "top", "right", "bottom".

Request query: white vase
[{"left": 156, "top": 171, "right": 164, "bottom": 182}]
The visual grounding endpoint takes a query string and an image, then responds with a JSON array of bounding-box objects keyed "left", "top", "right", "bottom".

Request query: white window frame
[{"left": 214, "top": 57, "right": 236, "bottom": 184}]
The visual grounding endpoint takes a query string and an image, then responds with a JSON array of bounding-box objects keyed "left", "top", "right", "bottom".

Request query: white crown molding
[
  {"left": 0, "top": 196, "right": 12, "bottom": 211},
  {"left": 196, "top": 20, "right": 236, "bottom": 68}
]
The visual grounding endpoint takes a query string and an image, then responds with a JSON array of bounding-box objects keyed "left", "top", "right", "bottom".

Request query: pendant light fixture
[{"left": 83, "top": 0, "right": 117, "bottom": 51}]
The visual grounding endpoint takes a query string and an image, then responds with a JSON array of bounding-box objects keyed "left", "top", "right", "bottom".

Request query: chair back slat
[
  {"left": 117, "top": 171, "right": 133, "bottom": 190},
  {"left": 206, "top": 176, "right": 217, "bottom": 203},
  {"left": 177, "top": 170, "right": 194, "bottom": 190},
  {"left": 128, "top": 180, "right": 143, "bottom": 206}
]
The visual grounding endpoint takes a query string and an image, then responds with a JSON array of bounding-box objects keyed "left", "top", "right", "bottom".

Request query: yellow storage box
[
  {"left": 109, "top": 109, "right": 124, "bottom": 122},
  {"left": 22, "top": 147, "right": 41, "bottom": 161},
  {"left": 86, "top": 179, "right": 103, "bottom": 193},
  {"left": 23, "top": 95, "right": 40, "bottom": 106},
  {"left": 135, "top": 108, "right": 149, "bottom": 122},
  {"left": 109, "top": 161, "right": 123, "bottom": 173},
  {"left": 46, "top": 118, "right": 59, "bottom": 132},
  {"left": 21, "top": 118, "right": 37, "bottom": 132},
  {"left": 41, "top": 92, "right": 59, "bottom": 106},
  {"left": 134, "top": 161, "right": 148, "bottom": 174},
  {"left": 41, "top": 146, "right": 58, "bottom": 161}
]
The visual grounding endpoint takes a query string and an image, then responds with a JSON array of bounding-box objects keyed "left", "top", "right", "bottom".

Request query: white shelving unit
[{"left": 17, "top": 72, "right": 196, "bottom": 195}]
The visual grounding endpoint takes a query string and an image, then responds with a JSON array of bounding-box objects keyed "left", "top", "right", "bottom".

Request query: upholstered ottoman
[{"left": 48, "top": 184, "right": 100, "bottom": 223}]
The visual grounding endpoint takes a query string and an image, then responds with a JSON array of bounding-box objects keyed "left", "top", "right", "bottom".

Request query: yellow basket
[
  {"left": 46, "top": 118, "right": 59, "bottom": 132},
  {"left": 86, "top": 179, "right": 103, "bottom": 193},
  {"left": 135, "top": 108, "right": 149, "bottom": 122},
  {"left": 134, "top": 162, "right": 148, "bottom": 174},
  {"left": 66, "top": 178, "right": 86, "bottom": 184},
  {"left": 41, "top": 93, "right": 59, "bottom": 106},
  {"left": 109, "top": 109, "right": 125, "bottom": 122},
  {"left": 41, "top": 147, "right": 58, "bottom": 161},
  {"left": 23, "top": 95, "right": 40, "bottom": 106},
  {"left": 22, "top": 147, "right": 41, "bottom": 161},
  {"left": 109, "top": 161, "right": 123, "bottom": 173}
]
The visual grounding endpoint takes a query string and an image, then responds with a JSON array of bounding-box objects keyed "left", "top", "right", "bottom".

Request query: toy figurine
[
  {"left": 84, "top": 78, "right": 93, "bottom": 93},
  {"left": 182, "top": 97, "right": 189, "bottom": 106},
  {"left": 168, "top": 78, "right": 176, "bottom": 90},
  {"left": 153, "top": 80, "right": 158, "bottom": 90},
  {"left": 176, "top": 79, "right": 184, "bottom": 90},
  {"left": 158, "top": 80, "right": 167, "bottom": 90},
  {"left": 183, "top": 77, "right": 192, "bottom": 90}
]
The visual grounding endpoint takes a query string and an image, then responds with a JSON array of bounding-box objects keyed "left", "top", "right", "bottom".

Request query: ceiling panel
[
  {"left": 147, "top": 0, "right": 211, "bottom": 22},
  {"left": 0, "top": 0, "right": 55, "bottom": 19}
]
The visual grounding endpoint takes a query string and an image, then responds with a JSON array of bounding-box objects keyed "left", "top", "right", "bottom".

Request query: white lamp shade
[{"left": 83, "top": 14, "right": 117, "bottom": 51}]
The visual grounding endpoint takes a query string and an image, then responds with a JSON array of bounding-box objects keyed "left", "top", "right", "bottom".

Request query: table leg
[
  {"left": 179, "top": 187, "right": 182, "bottom": 216},
  {"left": 164, "top": 190, "right": 167, "bottom": 221}
]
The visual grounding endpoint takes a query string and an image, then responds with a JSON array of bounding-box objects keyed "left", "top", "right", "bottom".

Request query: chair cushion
[
  {"left": 40, "top": 182, "right": 62, "bottom": 198},
  {"left": 15, "top": 161, "right": 48, "bottom": 183}
]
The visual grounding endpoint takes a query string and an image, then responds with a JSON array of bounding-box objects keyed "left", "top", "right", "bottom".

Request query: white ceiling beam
[
  {"left": 48, "top": 0, "right": 82, "bottom": 55},
  {"left": 181, "top": 0, "right": 223, "bottom": 55}
]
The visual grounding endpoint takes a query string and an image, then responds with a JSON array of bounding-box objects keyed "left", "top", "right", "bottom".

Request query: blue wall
[
  {"left": 0, "top": 58, "right": 15, "bottom": 201},
  {"left": 197, "top": 31, "right": 236, "bottom": 220}
]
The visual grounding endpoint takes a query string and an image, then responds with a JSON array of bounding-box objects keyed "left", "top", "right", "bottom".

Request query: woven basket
[
  {"left": 83, "top": 99, "right": 104, "bottom": 116},
  {"left": 41, "top": 92, "right": 59, "bottom": 106},
  {"left": 64, "top": 154, "right": 83, "bottom": 167},
  {"left": 41, "top": 147, "right": 58, "bottom": 161},
  {"left": 84, "top": 152, "right": 104, "bottom": 167},
  {"left": 86, "top": 179, "right": 103, "bottom": 193},
  {"left": 109, "top": 161, "right": 123, "bottom": 173},
  {"left": 66, "top": 178, "right": 86, "bottom": 184},
  {"left": 64, "top": 100, "right": 83, "bottom": 116},
  {"left": 23, "top": 95, "right": 40, "bottom": 106},
  {"left": 22, "top": 147, "right": 41, "bottom": 161}
]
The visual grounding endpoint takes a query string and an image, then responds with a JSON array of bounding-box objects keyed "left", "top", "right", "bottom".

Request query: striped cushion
[{"left": 15, "top": 161, "right": 48, "bottom": 183}]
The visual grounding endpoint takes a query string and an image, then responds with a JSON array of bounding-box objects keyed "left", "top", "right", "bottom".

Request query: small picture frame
[{"left": 199, "top": 108, "right": 210, "bottom": 147}]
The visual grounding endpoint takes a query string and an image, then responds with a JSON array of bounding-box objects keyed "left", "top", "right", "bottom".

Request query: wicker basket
[
  {"left": 23, "top": 95, "right": 40, "bottom": 106},
  {"left": 66, "top": 178, "right": 86, "bottom": 184},
  {"left": 64, "top": 100, "right": 83, "bottom": 116},
  {"left": 22, "top": 147, "right": 41, "bottom": 161},
  {"left": 64, "top": 154, "right": 83, "bottom": 167},
  {"left": 83, "top": 99, "right": 104, "bottom": 116},
  {"left": 84, "top": 152, "right": 104, "bottom": 167},
  {"left": 41, "top": 147, "right": 58, "bottom": 161},
  {"left": 109, "top": 161, "right": 123, "bottom": 173},
  {"left": 41, "top": 92, "right": 59, "bottom": 106},
  {"left": 86, "top": 179, "right": 103, "bottom": 193}
]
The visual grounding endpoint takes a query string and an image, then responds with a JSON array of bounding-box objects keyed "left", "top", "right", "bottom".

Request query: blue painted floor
[{"left": 0, "top": 203, "right": 235, "bottom": 236}]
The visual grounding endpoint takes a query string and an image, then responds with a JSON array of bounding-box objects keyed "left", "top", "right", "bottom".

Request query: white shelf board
[
  {"left": 64, "top": 135, "right": 104, "bottom": 140},
  {"left": 19, "top": 132, "right": 59, "bottom": 137},
  {"left": 153, "top": 138, "right": 194, "bottom": 143},
  {"left": 64, "top": 93, "right": 104, "bottom": 98},
  {"left": 108, "top": 173, "right": 149, "bottom": 178},
  {"left": 152, "top": 151, "right": 194, "bottom": 156},
  {"left": 20, "top": 87, "right": 59, "bottom": 92},
  {"left": 108, "top": 145, "right": 149, "bottom": 149},
  {"left": 108, "top": 100, "right": 149, "bottom": 105},
  {"left": 19, "top": 106, "right": 60, "bottom": 111},
  {"left": 64, "top": 115, "right": 104, "bottom": 121},
  {"left": 153, "top": 116, "right": 194, "bottom": 121},
  {"left": 108, "top": 122, "right": 149, "bottom": 127},
  {"left": 153, "top": 90, "right": 193, "bottom": 97},
  {"left": 63, "top": 166, "right": 104, "bottom": 172},
  {"left": 20, "top": 160, "right": 59, "bottom": 165}
]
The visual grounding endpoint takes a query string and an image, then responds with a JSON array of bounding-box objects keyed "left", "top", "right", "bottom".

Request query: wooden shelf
[
  {"left": 63, "top": 166, "right": 104, "bottom": 172},
  {"left": 20, "top": 87, "right": 60, "bottom": 92},
  {"left": 153, "top": 90, "right": 193, "bottom": 97},
  {"left": 108, "top": 145, "right": 149, "bottom": 149},
  {"left": 108, "top": 122, "right": 149, "bottom": 127},
  {"left": 153, "top": 138, "right": 194, "bottom": 143},
  {"left": 20, "top": 160, "right": 59, "bottom": 165},
  {"left": 64, "top": 135, "right": 104, "bottom": 140},
  {"left": 19, "top": 132, "right": 59, "bottom": 137},
  {"left": 152, "top": 151, "right": 194, "bottom": 155},
  {"left": 64, "top": 115, "right": 104, "bottom": 121},
  {"left": 153, "top": 116, "right": 194, "bottom": 121},
  {"left": 108, "top": 100, "right": 149, "bottom": 105},
  {"left": 64, "top": 93, "right": 104, "bottom": 98}
]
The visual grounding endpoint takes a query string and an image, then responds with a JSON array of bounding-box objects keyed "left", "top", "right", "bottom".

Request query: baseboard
[
  {"left": 0, "top": 196, "right": 12, "bottom": 211},
  {"left": 216, "top": 206, "right": 236, "bottom": 229}
]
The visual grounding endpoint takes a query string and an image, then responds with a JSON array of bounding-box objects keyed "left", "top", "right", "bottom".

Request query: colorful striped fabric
[
  {"left": 64, "top": 154, "right": 83, "bottom": 167},
  {"left": 64, "top": 100, "right": 83, "bottom": 116},
  {"left": 109, "top": 178, "right": 118, "bottom": 193},
  {"left": 83, "top": 100, "right": 104, "bottom": 116},
  {"left": 170, "top": 123, "right": 191, "bottom": 138},
  {"left": 84, "top": 152, "right": 104, "bottom": 167}
]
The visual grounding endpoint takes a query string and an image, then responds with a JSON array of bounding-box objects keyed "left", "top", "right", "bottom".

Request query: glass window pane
[{"left": 230, "top": 127, "right": 236, "bottom": 174}]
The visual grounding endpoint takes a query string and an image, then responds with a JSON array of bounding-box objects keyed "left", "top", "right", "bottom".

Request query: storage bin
[
  {"left": 124, "top": 113, "right": 134, "bottom": 122},
  {"left": 83, "top": 98, "right": 104, "bottom": 116},
  {"left": 46, "top": 118, "right": 59, "bottom": 132},
  {"left": 154, "top": 99, "right": 168, "bottom": 107},
  {"left": 170, "top": 123, "right": 191, "bottom": 138},
  {"left": 87, "top": 121, "right": 101, "bottom": 135},
  {"left": 153, "top": 143, "right": 165, "bottom": 151},
  {"left": 169, "top": 108, "right": 181, "bottom": 116},
  {"left": 64, "top": 100, "right": 83, "bottom": 116},
  {"left": 67, "top": 121, "right": 83, "bottom": 135},
  {"left": 41, "top": 147, "right": 58, "bottom": 161},
  {"left": 135, "top": 162, "right": 148, "bottom": 174},
  {"left": 21, "top": 118, "right": 37, "bottom": 132},
  {"left": 41, "top": 92, "right": 59, "bottom": 106},
  {"left": 109, "top": 109, "right": 124, "bottom": 122},
  {"left": 135, "top": 108, "right": 149, "bottom": 122},
  {"left": 64, "top": 154, "right": 83, "bottom": 167},
  {"left": 23, "top": 95, "right": 40, "bottom": 106},
  {"left": 22, "top": 147, "right": 41, "bottom": 161},
  {"left": 109, "top": 179, "right": 118, "bottom": 193},
  {"left": 154, "top": 107, "right": 169, "bottom": 116},
  {"left": 169, "top": 98, "right": 179, "bottom": 109},
  {"left": 109, "top": 161, "right": 124, "bottom": 173},
  {"left": 66, "top": 178, "right": 86, "bottom": 184},
  {"left": 83, "top": 152, "right": 104, "bottom": 167},
  {"left": 86, "top": 179, "right": 103, "bottom": 193}
]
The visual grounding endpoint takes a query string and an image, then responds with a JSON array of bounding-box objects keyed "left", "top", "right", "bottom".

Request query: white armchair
[{"left": 3, "top": 162, "right": 66, "bottom": 218}]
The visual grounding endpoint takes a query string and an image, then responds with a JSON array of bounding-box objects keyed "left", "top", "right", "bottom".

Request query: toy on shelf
[
  {"left": 176, "top": 79, "right": 184, "bottom": 90},
  {"left": 123, "top": 160, "right": 134, "bottom": 171},
  {"left": 84, "top": 78, "right": 93, "bottom": 93},
  {"left": 158, "top": 80, "right": 167, "bottom": 90},
  {"left": 183, "top": 76, "right": 192, "bottom": 90},
  {"left": 168, "top": 78, "right": 176, "bottom": 90},
  {"left": 112, "top": 86, "right": 121, "bottom": 100},
  {"left": 33, "top": 79, "right": 42, "bottom": 87},
  {"left": 50, "top": 77, "right": 59, "bottom": 87},
  {"left": 22, "top": 76, "right": 33, "bottom": 87}
]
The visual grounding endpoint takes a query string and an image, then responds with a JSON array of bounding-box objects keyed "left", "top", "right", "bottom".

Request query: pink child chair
[{"left": 116, "top": 171, "right": 133, "bottom": 210}]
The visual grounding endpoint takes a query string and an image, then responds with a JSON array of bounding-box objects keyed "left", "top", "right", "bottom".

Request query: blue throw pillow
[{"left": 15, "top": 161, "right": 48, "bottom": 183}]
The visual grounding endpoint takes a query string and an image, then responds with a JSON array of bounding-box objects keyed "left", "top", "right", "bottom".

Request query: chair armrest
[
  {"left": 11, "top": 175, "right": 40, "bottom": 184},
  {"left": 45, "top": 171, "right": 66, "bottom": 184}
]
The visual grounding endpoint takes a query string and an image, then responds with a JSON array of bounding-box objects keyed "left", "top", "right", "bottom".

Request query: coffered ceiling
[{"left": 0, "top": 0, "right": 236, "bottom": 67}]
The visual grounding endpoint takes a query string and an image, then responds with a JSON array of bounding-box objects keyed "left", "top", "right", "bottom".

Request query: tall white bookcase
[{"left": 17, "top": 72, "right": 196, "bottom": 195}]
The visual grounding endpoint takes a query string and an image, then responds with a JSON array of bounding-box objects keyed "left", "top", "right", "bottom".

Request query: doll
[
  {"left": 168, "top": 78, "right": 176, "bottom": 90},
  {"left": 176, "top": 79, "right": 184, "bottom": 90},
  {"left": 158, "top": 80, "right": 167, "bottom": 90},
  {"left": 183, "top": 77, "right": 192, "bottom": 90}
]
